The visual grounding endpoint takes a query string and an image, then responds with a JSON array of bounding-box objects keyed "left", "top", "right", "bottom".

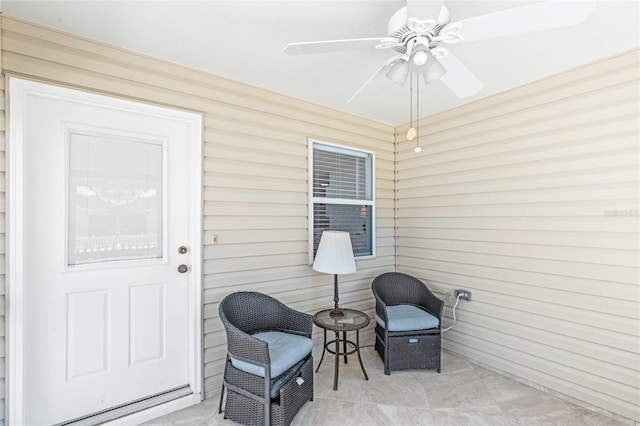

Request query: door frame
[{"left": 5, "top": 77, "right": 204, "bottom": 424}]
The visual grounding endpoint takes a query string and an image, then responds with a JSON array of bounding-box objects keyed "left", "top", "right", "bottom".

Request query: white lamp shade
[{"left": 312, "top": 230, "right": 356, "bottom": 275}]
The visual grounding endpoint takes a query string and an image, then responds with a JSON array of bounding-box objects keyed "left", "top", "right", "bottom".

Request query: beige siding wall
[
  {"left": 396, "top": 49, "right": 640, "bottom": 422},
  {"left": 0, "top": 14, "right": 395, "bottom": 414}
]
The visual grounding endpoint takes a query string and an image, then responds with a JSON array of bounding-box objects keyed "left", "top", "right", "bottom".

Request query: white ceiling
[{"left": 1, "top": 1, "right": 638, "bottom": 126}]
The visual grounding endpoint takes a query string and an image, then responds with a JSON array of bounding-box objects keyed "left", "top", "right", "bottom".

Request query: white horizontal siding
[
  {"left": 0, "top": 15, "right": 395, "bottom": 412},
  {"left": 396, "top": 49, "right": 640, "bottom": 423}
]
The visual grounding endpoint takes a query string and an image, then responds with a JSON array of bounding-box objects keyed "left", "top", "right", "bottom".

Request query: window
[
  {"left": 309, "top": 140, "right": 375, "bottom": 262},
  {"left": 68, "top": 132, "right": 163, "bottom": 265}
]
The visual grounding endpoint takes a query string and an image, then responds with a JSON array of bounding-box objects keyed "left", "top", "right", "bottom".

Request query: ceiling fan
[{"left": 284, "top": 0, "right": 596, "bottom": 102}]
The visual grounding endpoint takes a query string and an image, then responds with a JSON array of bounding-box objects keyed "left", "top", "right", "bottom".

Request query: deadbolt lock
[{"left": 178, "top": 246, "right": 188, "bottom": 254}]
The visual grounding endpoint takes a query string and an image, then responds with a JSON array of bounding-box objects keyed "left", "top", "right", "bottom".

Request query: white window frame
[{"left": 308, "top": 139, "right": 376, "bottom": 264}]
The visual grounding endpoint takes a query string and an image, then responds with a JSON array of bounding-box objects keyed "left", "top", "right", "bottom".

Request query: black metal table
[{"left": 313, "top": 308, "right": 370, "bottom": 390}]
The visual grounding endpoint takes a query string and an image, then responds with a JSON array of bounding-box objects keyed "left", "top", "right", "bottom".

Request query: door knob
[
  {"left": 177, "top": 264, "right": 189, "bottom": 273},
  {"left": 178, "top": 246, "right": 188, "bottom": 254}
]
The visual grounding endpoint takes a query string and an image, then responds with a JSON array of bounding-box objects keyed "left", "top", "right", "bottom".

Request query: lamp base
[{"left": 329, "top": 307, "right": 344, "bottom": 318}]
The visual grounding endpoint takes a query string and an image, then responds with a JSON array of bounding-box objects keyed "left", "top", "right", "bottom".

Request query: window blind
[{"left": 310, "top": 141, "right": 374, "bottom": 259}]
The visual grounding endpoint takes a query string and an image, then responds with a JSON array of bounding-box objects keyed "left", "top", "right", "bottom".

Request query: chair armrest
[
  {"left": 276, "top": 305, "right": 313, "bottom": 338},
  {"left": 373, "top": 291, "right": 388, "bottom": 323},
  {"left": 415, "top": 287, "right": 444, "bottom": 321},
  {"left": 223, "top": 317, "right": 270, "bottom": 366}
]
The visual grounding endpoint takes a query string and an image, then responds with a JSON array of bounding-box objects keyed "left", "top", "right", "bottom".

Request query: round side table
[{"left": 313, "top": 308, "right": 370, "bottom": 390}]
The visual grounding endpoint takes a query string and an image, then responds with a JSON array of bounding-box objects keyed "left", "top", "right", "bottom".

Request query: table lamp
[{"left": 312, "top": 230, "right": 356, "bottom": 317}]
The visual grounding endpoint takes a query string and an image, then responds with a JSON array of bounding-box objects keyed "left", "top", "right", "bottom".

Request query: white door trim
[{"left": 6, "top": 77, "right": 203, "bottom": 425}]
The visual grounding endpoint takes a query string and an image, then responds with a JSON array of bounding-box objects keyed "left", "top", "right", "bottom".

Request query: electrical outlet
[{"left": 454, "top": 289, "right": 472, "bottom": 301}]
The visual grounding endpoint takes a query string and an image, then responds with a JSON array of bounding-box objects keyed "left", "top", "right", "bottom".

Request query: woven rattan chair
[
  {"left": 218, "top": 291, "right": 313, "bottom": 426},
  {"left": 372, "top": 272, "right": 444, "bottom": 375}
]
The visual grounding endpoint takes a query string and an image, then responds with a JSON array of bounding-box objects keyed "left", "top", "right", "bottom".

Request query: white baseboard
[{"left": 103, "top": 393, "right": 203, "bottom": 426}]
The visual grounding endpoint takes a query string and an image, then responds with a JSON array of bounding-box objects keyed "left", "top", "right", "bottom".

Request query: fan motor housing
[{"left": 388, "top": 6, "right": 449, "bottom": 54}]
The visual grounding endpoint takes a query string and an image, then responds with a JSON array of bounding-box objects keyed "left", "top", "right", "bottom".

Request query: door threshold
[{"left": 59, "top": 386, "right": 194, "bottom": 426}]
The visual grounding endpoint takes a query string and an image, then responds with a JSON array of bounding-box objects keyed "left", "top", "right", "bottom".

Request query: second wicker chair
[{"left": 372, "top": 272, "right": 444, "bottom": 375}]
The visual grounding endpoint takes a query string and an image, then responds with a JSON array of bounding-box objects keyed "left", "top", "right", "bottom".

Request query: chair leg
[
  {"left": 219, "top": 355, "right": 228, "bottom": 416},
  {"left": 384, "top": 331, "right": 391, "bottom": 375},
  {"left": 218, "top": 382, "right": 225, "bottom": 415},
  {"left": 436, "top": 333, "right": 441, "bottom": 373},
  {"left": 264, "top": 366, "right": 271, "bottom": 426}
]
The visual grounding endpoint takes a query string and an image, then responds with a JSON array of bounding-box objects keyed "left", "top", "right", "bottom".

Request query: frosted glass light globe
[{"left": 412, "top": 51, "right": 428, "bottom": 66}]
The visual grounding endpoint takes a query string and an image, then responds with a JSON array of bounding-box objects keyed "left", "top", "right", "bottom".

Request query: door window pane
[{"left": 68, "top": 133, "right": 163, "bottom": 265}]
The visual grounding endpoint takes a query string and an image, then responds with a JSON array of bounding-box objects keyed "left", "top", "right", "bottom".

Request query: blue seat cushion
[
  {"left": 230, "top": 331, "right": 312, "bottom": 379},
  {"left": 377, "top": 305, "right": 439, "bottom": 332}
]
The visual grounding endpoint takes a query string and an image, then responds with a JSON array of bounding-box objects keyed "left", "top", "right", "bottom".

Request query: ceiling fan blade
[
  {"left": 432, "top": 47, "right": 483, "bottom": 98},
  {"left": 441, "top": 0, "right": 596, "bottom": 43},
  {"left": 347, "top": 55, "right": 403, "bottom": 104},
  {"left": 284, "top": 37, "right": 397, "bottom": 55},
  {"left": 406, "top": 0, "right": 445, "bottom": 23}
]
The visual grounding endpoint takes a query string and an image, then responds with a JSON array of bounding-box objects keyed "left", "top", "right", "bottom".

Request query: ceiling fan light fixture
[
  {"left": 409, "top": 44, "right": 436, "bottom": 73},
  {"left": 385, "top": 59, "right": 410, "bottom": 85},
  {"left": 423, "top": 57, "right": 446, "bottom": 83},
  {"left": 412, "top": 50, "right": 428, "bottom": 67}
]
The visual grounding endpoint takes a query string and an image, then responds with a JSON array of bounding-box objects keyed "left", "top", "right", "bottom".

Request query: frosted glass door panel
[{"left": 68, "top": 133, "right": 163, "bottom": 265}]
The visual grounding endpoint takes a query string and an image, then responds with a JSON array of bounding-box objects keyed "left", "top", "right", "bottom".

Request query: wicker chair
[
  {"left": 372, "top": 272, "right": 444, "bottom": 375},
  {"left": 218, "top": 291, "right": 314, "bottom": 426}
]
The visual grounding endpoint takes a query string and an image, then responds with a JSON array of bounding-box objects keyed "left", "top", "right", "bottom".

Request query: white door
[{"left": 8, "top": 78, "right": 202, "bottom": 425}]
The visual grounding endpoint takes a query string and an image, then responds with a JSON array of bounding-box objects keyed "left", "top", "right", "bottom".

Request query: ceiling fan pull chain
[
  {"left": 410, "top": 75, "right": 413, "bottom": 129},
  {"left": 407, "top": 73, "right": 417, "bottom": 142},
  {"left": 416, "top": 75, "right": 420, "bottom": 147},
  {"left": 415, "top": 73, "right": 422, "bottom": 153}
]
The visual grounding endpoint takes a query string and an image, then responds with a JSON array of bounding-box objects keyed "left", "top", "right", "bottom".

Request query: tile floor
[{"left": 146, "top": 348, "right": 630, "bottom": 426}]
